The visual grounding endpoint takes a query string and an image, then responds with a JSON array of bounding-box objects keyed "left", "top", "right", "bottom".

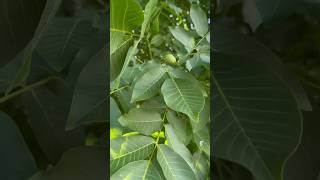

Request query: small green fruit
[
  {"left": 110, "top": 128, "right": 122, "bottom": 140},
  {"left": 151, "top": 131, "right": 159, "bottom": 138},
  {"left": 164, "top": 54, "right": 177, "bottom": 65},
  {"left": 164, "top": 140, "right": 168, "bottom": 145},
  {"left": 151, "top": 131, "right": 165, "bottom": 139},
  {"left": 159, "top": 131, "right": 165, "bottom": 138}
]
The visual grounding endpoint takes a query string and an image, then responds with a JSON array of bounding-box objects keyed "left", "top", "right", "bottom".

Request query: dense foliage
[
  {"left": 0, "top": 0, "right": 107, "bottom": 179},
  {"left": 110, "top": 0, "right": 210, "bottom": 179},
  {"left": 213, "top": 0, "right": 320, "bottom": 180},
  {"left": 2, "top": 0, "right": 320, "bottom": 179}
]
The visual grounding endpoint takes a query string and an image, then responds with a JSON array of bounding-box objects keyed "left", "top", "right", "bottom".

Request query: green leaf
[
  {"left": 110, "top": 0, "right": 143, "bottom": 54},
  {"left": 121, "top": 66, "right": 142, "bottom": 85},
  {"left": 161, "top": 78, "right": 204, "bottom": 121},
  {"left": 110, "top": 0, "right": 143, "bottom": 81},
  {"left": 192, "top": 152, "right": 210, "bottom": 180},
  {"left": 157, "top": 144, "right": 198, "bottom": 180},
  {"left": 0, "top": 54, "right": 23, "bottom": 92},
  {"left": 113, "top": 0, "right": 161, "bottom": 89},
  {"left": 164, "top": 124, "right": 195, "bottom": 171},
  {"left": 194, "top": 126, "right": 210, "bottom": 157},
  {"left": 131, "top": 65, "right": 167, "bottom": 102},
  {"left": 213, "top": 54, "right": 302, "bottom": 180},
  {"left": 0, "top": 50, "right": 56, "bottom": 94},
  {"left": 67, "top": 31, "right": 107, "bottom": 86},
  {"left": 111, "top": 97, "right": 122, "bottom": 131},
  {"left": 140, "top": 0, "right": 161, "bottom": 37},
  {"left": 213, "top": 23, "right": 312, "bottom": 111},
  {"left": 118, "top": 108, "right": 163, "bottom": 135},
  {"left": 110, "top": 34, "right": 133, "bottom": 81},
  {"left": 66, "top": 46, "right": 107, "bottom": 130},
  {"left": 0, "top": 0, "right": 45, "bottom": 66},
  {"left": 21, "top": 80, "right": 84, "bottom": 163},
  {"left": 140, "top": 96, "right": 167, "bottom": 113},
  {"left": 190, "top": 5, "right": 208, "bottom": 37},
  {"left": 151, "top": 34, "right": 165, "bottom": 47},
  {"left": 115, "top": 88, "right": 135, "bottom": 113},
  {"left": 167, "top": 1, "right": 183, "bottom": 15},
  {"left": 113, "top": 41, "right": 139, "bottom": 89},
  {"left": 191, "top": 98, "right": 210, "bottom": 133},
  {"left": 0, "top": 111, "right": 37, "bottom": 179},
  {"left": 110, "top": 135, "right": 155, "bottom": 174},
  {"left": 7, "top": 0, "right": 63, "bottom": 93},
  {"left": 254, "top": 0, "right": 300, "bottom": 22},
  {"left": 169, "top": 26, "right": 195, "bottom": 52},
  {"left": 37, "top": 17, "right": 97, "bottom": 71},
  {"left": 242, "top": 0, "right": 300, "bottom": 29},
  {"left": 166, "top": 110, "right": 192, "bottom": 144},
  {"left": 111, "top": 160, "right": 165, "bottom": 180},
  {"left": 243, "top": 0, "right": 263, "bottom": 31},
  {"left": 284, "top": 100, "right": 320, "bottom": 180},
  {"left": 186, "top": 55, "right": 203, "bottom": 71},
  {"left": 30, "top": 146, "right": 107, "bottom": 180}
]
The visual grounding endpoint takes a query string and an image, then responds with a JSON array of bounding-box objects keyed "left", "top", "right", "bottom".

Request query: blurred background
[{"left": 213, "top": 0, "right": 320, "bottom": 179}]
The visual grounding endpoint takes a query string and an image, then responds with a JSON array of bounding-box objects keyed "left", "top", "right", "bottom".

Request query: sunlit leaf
[
  {"left": 111, "top": 160, "right": 165, "bottom": 180},
  {"left": 110, "top": 135, "right": 155, "bottom": 174}
]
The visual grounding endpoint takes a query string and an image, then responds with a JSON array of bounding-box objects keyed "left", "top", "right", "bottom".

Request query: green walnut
[
  {"left": 164, "top": 53, "right": 177, "bottom": 65},
  {"left": 151, "top": 131, "right": 166, "bottom": 139},
  {"left": 151, "top": 131, "right": 159, "bottom": 138},
  {"left": 164, "top": 140, "right": 168, "bottom": 145},
  {"left": 158, "top": 131, "right": 165, "bottom": 138},
  {"left": 110, "top": 128, "right": 122, "bottom": 140}
]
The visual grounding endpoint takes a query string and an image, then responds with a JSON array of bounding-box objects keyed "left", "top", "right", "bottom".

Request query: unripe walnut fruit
[{"left": 164, "top": 53, "right": 177, "bottom": 65}]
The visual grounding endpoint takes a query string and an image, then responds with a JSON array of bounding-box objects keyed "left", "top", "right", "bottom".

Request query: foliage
[
  {"left": 213, "top": 0, "right": 320, "bottom": 180},
  {"left": 0, "top": 0, "right": 107, "bottom": 179},
  {"left": 110, "top": 0, "right": 210, "bottom": 179}
]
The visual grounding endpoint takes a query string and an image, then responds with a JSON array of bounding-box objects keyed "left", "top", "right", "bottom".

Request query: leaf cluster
[
  {"left": 0, "top": 0, "right": 108, "bottom": 179},
  {"left": 213, "top": 0, "right": 320, "bottom": 180},
  {"left": 110, "top": 0, "right": 210, "bottom": 179}
]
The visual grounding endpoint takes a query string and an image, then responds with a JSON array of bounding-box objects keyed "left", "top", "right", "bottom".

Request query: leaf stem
[
  {"left": 191, "top": 31, "right": 209, "bottom": 52},
  {"left": 142, "top": 110, "right": 167, "bottom": 179},
  {"left": 109, "top": 85, "right": 130, "bottom": 95},
  {"left": 0, "top": 76, "right": 59, "bottom": 104}
]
